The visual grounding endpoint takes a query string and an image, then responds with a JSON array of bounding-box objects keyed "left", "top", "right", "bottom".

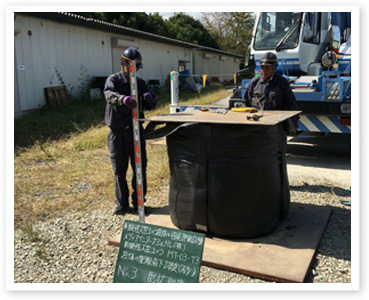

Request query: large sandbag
[{"left": 166, "top": 123, "right": 289, "bottom": 238}]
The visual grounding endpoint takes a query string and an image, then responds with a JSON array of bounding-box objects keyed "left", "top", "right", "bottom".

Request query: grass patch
[
  {"left": 14, "top": 84, "right": 231, "bottom": 228},
  {"left": 35, "top": 246, "right": 48, "bottom": 261},
  {"left": 145, "top": 83, "right": 231, "bottom": 117},
  {"left": 72, "top": 125, "right": 108, "bottom": 151},
  {"left": 21, "top": 224, "right": 42, "bottom": 243},
  {"left": 21, "top": 224, "right": 48, "bottom": 260},
  {"left": 15, "top": 98, "right": 106, "bottom": 152}
]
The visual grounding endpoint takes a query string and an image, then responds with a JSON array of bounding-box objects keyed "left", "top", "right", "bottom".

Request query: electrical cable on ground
[{"left": 331, "top": 186, "right": 351, "bottom": 206}]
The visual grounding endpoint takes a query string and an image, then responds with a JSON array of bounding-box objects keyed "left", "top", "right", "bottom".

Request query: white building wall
[
  {"left": 193, "top": 50, "right": 239, "bottom": 83},
  {"left": 14, "top": 15, "right": 113, "bottom": 112},
  {"left": 112, "top": 38, "right": 193, "bottom": 85},
  {"left": 138, "top": 41, "right": 193, "bottom": 85},
  {"left": 14, "top": 14, "right": 241, "bottom": 116},
  {"left": 224, "top": 57, "right": 241, "bottom": 84}
]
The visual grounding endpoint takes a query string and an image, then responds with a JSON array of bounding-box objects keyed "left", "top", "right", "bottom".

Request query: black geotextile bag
[{"left": 166, "top": 123, "right": 290, "bottom": 239}]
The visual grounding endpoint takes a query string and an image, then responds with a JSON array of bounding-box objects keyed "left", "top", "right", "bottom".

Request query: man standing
[
  {"left": 242, "top": 52, "right": 299, "bottom": 131},
  {"left": 104, "top": 47, "right": 157, "bottom": 215},
  {"left": 242, "top": 52, "right": 299, "bottom": 220}
]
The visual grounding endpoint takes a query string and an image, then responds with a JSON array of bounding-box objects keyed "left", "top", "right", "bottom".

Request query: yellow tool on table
[{"left": 231, "top": 107, "right": 257, "bottom": 113}]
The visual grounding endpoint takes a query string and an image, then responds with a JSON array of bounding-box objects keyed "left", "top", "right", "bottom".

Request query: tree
[
  {"left": 146, "top": 13, "right": 167, "bottom": 36},
  {"left": 165, "top": 13, "right": 219, "bottom": 48},
  {"left": 74, "top": 12, "right": 219, "bottom": 49},
  {"left": 202, "top": 12, "right": 255, "bottom": 56}
]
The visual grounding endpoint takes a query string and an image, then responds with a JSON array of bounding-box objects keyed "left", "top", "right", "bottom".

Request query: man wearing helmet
[
  {"left": 104, "top": 47, "right": 157, "bottom": 215},
  {"left": 242, "top": 52, "right": 299, "bottom": 130}
]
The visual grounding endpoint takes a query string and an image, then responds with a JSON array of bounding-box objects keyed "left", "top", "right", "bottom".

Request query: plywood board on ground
[
  {"left": 109, "top": 203, "right": 331, "bottom": 283},
  {"left": 141, "top": 110, "right": 301, "bottom": 126}
]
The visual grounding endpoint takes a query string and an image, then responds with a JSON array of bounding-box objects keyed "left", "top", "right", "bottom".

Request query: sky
[{"left": 148, "top": 12, "right": 203, "bottom": 20}]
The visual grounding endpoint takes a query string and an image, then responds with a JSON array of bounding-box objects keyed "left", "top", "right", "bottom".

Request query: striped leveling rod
[{"left": 129, "top": 59, "right": 145, "bottom": 223}]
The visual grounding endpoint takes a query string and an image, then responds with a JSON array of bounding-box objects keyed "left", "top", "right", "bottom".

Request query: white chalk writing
[
  {"left": 115, "top": 221, "right": 204, "bottom": 283},
  {"left": 119, "top": 250, "right": 197, "bottom": 278},
  {"left": 124, "top": 221, "right": 204, "bottom": 247},
  {"left": 117, "top": 265, "right": 138, "bottom": 280},
  {"left": 147, "top": 271, "right": 185, "bottom": 283}
]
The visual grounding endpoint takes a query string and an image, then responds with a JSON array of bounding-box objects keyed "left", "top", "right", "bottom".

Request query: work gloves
[
  {"left": 143, "top": 92, "right": 157, "bottom": 110},
  {"left": 143, "top": 92, "right": 154, "bottom": 102},
  {"left": 119, "top": 92, "right": 156, "bottom": 110},
  {"left": 119, "top": 95, "right": 137, "bottom": 108}
]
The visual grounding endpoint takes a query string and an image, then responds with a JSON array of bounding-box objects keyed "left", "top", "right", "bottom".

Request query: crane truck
[{"left": 230, "top": 12, "right": 351, "bottom": 135}]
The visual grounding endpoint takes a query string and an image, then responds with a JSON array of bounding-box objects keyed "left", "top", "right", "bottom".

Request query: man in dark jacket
[
  {"left": 242, "top": 52, "right": 299, "bottom": 130},
  {"left": 242, "top": 52, "right": 299, "bottom": 220},
  {"left": 104, "top": 47, "right": 157, "bottom": 215}
]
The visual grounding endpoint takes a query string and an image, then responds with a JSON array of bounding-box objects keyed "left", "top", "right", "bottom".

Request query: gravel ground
[{"left": 13, "top": 175, "right": 351, "bottom": 284}]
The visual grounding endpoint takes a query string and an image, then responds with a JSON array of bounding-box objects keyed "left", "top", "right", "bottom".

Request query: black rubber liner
[{"left": 166, "top": 123, "right": 290, "bottom": 239}]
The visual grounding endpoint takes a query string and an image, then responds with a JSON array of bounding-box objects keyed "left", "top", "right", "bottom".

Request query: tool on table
[
  {"left": 199, "top": 107, "right": 228, "bottom": 114},
  {"left": 216, "top": 108, "right": 228, "bottom": 114},
  {"left": 231, "top": 107, "right": 257, "bottom": 113},
  {"left": 246, "top": 92, "right": 264, "bottom": 121},
  {"left": 199, "top": 106, "right": 209, "bottom": 112},
  {"left": 247, "top": 114, "right": 262, "bottom": 121}
]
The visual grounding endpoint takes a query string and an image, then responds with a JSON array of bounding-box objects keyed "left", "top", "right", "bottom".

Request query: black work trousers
[{"left": 107, "top": 126, "right": 147, "bottom": 209}]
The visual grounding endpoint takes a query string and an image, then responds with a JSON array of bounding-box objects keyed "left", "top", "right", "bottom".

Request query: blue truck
[{"left": 230, "top": 12, "right": 351, "bottom": 135}]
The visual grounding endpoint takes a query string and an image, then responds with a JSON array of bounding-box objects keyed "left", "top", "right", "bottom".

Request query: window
[
  {"left": 303, "top": 12, "right": 321, "bottom": 44},
  {"left": 179, "top": 62, "right": 186, "bottom": 72},
  {"left": 254, "top": 12, "right": 301, "bottom": 50}
]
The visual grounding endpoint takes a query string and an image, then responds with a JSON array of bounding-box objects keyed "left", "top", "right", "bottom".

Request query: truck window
[
  {"left": 254, "top": 12, "right": 301, "bottom": 50},
  {"left": 302, "top": 12, "right": 321, "bottom": 44}
]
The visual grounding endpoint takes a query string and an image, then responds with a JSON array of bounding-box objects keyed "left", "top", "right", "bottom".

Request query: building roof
[{"left": 16, "top": 12, "right": 243, "bottom": 58}]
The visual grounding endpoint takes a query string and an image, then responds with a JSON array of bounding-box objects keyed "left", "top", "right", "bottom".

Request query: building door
[
  {"left": 203, "top": 58, "right": 209, "bottom": 75},
  {"left": 219, "top": 59, "right": 224, "bottom": 82},
  {"left": 178, "top": 61, "right": 187, "bottom": 72},
  {"left": 112, "top": 48, "right": 123, "bottom": 73}
]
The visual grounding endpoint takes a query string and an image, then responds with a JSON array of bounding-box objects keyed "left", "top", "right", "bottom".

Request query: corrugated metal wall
[
  {"left": 193, "top": 51, "right": 238, "bottom": 83},
  {"left": 14, "top": 14, "right": 241, "bottom": 117},
  {"left": 138, "top": 41, "right": 193, "bottom": 85},
  {"left": 111, "top": 39, "right": 193, "bottom": 85},
  {"left": 14, "top": 14, "right": 113, "bottom": 112}
]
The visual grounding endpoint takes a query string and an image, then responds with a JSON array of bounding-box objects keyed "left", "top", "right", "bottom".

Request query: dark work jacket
[
  {"left": 242, "top": 74, "right": 299, "bottom": 112},
  {"left": 104, "top": 70, "right": 150, "bottom": 130}
]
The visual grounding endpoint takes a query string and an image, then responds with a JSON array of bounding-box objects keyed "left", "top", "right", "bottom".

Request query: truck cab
[
  {"left": 251, "top": 12, "right": 351, "bottom": 76},
  {"left": 233, "top": 12, "right": 352, "bottom": 135}
]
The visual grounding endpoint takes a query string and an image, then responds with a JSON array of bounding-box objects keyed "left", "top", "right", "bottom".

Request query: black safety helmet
[
  {"left": 260, "top": 52, "right": 278, "bottom": 66},
  {"left": 120, "top": 47, "right": 143, "bottom": 69}
]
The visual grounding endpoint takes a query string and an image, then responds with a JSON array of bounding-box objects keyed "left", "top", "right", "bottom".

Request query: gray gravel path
[{"left": 14, "top": 181, "right": 351, "bottom": 284}]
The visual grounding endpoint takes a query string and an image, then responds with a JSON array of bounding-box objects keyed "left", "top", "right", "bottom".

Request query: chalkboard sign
[{"left": 113, "top": 220, "right": 205, "bottom": 283}]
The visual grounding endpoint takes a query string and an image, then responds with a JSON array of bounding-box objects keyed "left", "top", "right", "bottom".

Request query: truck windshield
[{"left": 254, "top": 12, "right": 301, "bottom": 50}]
